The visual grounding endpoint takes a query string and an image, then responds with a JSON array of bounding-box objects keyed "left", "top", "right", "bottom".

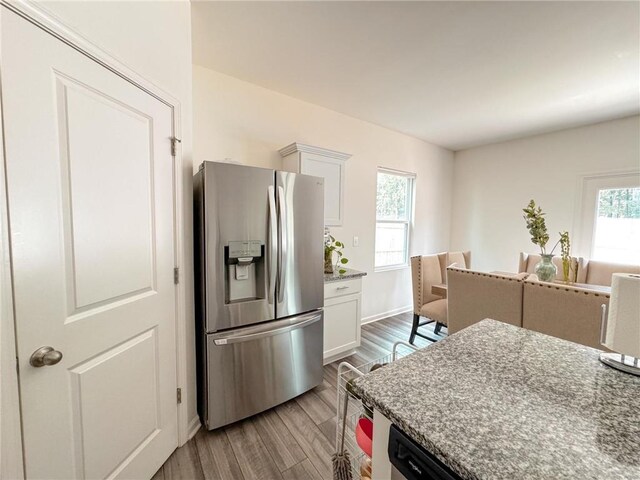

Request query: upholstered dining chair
[
  {"left": 409, "top": 251, "right": 470, "bottom": 344},
  {"left": 440, "top": 251, "right": 471, "bottom": 279},
  {"left": 576, "top": 259, "right": 640, "bottom": 286}
]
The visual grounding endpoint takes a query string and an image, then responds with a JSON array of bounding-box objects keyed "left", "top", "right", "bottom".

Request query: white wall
[
  {"left": 193, "top": 65, "right": 454, "bottom": 320},
  {"left": 450, "top": 115, "right": 640, "bottom": 273},
  {"left": 0, "top": 2, "right": 197, "bottom": 470}
]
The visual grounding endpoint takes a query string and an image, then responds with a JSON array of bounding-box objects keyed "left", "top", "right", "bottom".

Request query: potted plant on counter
[
  {"left": 522, "top": 200, "right": 573, "bottom": 282},
  {"left": 324, "top": 235, "right": 349, "bottom": 275}
]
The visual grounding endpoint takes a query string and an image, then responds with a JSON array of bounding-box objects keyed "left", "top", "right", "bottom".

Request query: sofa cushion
[{"left": 420, "top": 298, "right": 447, "bottom": 325}]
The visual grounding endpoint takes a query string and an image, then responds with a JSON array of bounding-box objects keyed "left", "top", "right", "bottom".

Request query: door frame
[{"left": 0, "top": 1, "right": 194, "bottom": 476}]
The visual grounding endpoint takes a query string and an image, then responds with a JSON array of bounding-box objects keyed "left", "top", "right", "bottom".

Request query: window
[
  {"left": 592, "top": 187, "right": 640, "bottom": 263},
  {"left": 577, "top": 172, "right": 640, "bottom": 264},
  {"left": 375, "top": 169, "right": 415, "bottom": 269}
]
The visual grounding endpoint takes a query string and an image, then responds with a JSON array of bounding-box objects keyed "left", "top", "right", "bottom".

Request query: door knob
[{"left": 30, "top": 346, "right": 63, "bottom": 367}]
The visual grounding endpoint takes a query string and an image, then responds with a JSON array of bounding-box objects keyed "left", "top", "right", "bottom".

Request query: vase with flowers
[{"left": 522, "top": 200, "right": 573, "bottom": 282}]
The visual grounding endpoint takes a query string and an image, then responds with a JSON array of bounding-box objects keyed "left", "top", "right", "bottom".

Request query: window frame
[
  {"left": 374, "top": 167, "right": 416, "bottom": 272},
  {"left": 575, "top": 170, "right": 640, "bottom": 259}
]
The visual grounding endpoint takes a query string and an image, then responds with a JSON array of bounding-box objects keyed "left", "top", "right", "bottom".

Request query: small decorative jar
[{"left": 535, "top": 254, "right": 557, "bottom": 282}]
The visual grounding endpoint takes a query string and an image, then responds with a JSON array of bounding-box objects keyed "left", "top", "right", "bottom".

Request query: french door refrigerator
[{"left": 194, "top": 161, "right": 325, "bottom": 430}]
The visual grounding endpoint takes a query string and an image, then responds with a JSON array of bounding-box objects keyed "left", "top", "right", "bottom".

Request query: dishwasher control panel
[{"left": 388, "top": 424, "right": 462, "bottom": 480}]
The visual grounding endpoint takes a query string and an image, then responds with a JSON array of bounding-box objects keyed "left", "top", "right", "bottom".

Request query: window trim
[
  {"left": 575, "top": 170, "right": 640, "bottom": 258},
  {"left": 374, "top": 168, "right": 416, "bottom": 271}
]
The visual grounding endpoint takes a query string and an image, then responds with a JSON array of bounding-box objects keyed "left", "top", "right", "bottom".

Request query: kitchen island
[{"left": 352, "top": 319, "right": 640, "bottom": 480}]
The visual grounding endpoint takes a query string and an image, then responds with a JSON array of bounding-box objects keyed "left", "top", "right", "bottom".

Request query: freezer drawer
[{"left": 203, "top": 311, "right": 324, "bottom": 430}]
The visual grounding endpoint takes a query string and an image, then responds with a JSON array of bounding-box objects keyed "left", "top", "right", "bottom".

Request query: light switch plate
[{"left": 353, "top": 236, "right": 359, "bottom": 247}]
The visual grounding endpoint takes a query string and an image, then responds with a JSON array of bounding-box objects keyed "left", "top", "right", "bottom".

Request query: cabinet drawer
[{"left": 324, "top": 278, "right": 362, "bottom": 299}]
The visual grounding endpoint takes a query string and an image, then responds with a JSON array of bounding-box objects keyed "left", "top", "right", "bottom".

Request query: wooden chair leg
[
  {"left": 434, "top": 322, "right": 443, "bottom": 336},
  {"left": 409, "top": 314, "right": 420, "bottom": 344}
]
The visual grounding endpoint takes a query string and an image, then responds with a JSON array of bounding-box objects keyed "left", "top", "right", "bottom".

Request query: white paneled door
[{"left": 1, "top": 10, "right": 178, "bottom": 479}]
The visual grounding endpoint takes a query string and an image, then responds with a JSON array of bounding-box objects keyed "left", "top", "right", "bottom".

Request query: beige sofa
[
  {"left": 522, "top": 279, "right": 610, "bottom": 349},
  {"left": 447, "top": 267, "right": 610, "bottom": 349},
  {"left": 447, "top": 268, "right": 527, "bottom": 334}
]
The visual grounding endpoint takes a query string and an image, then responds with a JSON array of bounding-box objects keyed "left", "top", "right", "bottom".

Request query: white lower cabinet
[{"left": 323, "top": 277, "right": 362, "bottom": 363}]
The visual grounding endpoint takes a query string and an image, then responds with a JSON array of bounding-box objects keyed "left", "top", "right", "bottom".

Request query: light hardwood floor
[{"left": 155, "top": 312, "right": 443, "bottom": 480}]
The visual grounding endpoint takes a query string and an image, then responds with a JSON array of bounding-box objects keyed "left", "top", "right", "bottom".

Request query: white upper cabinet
[{"left": 279, "top": 143, "right": 351, "bottom": 226}]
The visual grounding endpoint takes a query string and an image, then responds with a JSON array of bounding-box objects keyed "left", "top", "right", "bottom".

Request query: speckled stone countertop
[
  {"left": 352, "top": 319, "right": 640, "bottom": 480},
  {"left": 324, "top": 267, "right": 367, "bottom": 283}
]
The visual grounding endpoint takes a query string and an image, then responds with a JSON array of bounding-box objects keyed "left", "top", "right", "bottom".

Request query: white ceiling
[{"left": 191, "top": 1, "right": 640, "bottom": 151}]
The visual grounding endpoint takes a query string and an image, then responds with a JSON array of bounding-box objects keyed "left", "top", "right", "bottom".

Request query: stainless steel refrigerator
[{"left": 194, "top": 161, "right": 325, "bottom": 430}]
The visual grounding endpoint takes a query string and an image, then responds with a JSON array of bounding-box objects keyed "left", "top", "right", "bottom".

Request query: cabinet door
[
  {"left": 301, "top": 153, "right": 345, "bottom": 226},
  {"left": 323, "top": 293, "right": 361, "bottom": 360}
]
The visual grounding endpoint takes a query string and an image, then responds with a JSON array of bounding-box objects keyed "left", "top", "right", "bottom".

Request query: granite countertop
[
  {"left": 352, "top": 319, "right": 640, "bottom": 480},
  {"left": 324, "top": 267, "right": 367, "bottom": 283}
]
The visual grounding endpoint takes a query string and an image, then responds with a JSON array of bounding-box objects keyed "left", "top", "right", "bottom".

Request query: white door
[{"left": 1, "top": 10, "right": 178, "bottom": 479}]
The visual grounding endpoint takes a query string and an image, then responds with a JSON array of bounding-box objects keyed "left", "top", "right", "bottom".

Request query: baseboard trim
[
  {"left": 323, "top": 348, "right": 357, "bottom": 365},
  {"left": 187, "top": 415, "right": 201, "bottom": 440},
  {"left": 362, "top": 305, "right": 412, "bottom": 325}
]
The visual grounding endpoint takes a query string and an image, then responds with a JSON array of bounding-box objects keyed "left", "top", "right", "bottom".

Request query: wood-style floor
[{"left": 154, "top": 312, "right": 443, "bottom": 480}]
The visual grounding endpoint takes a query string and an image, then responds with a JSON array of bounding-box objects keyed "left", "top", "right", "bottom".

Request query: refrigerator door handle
[
  {"left": 212, "top": 311, "right": 322, "bottom": 345},
  {"left": 277, "top": 185, "right": 287, "bottom": 303},
  {"left": 268, "top": 185, "right": 277, "bottom": 304}
]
